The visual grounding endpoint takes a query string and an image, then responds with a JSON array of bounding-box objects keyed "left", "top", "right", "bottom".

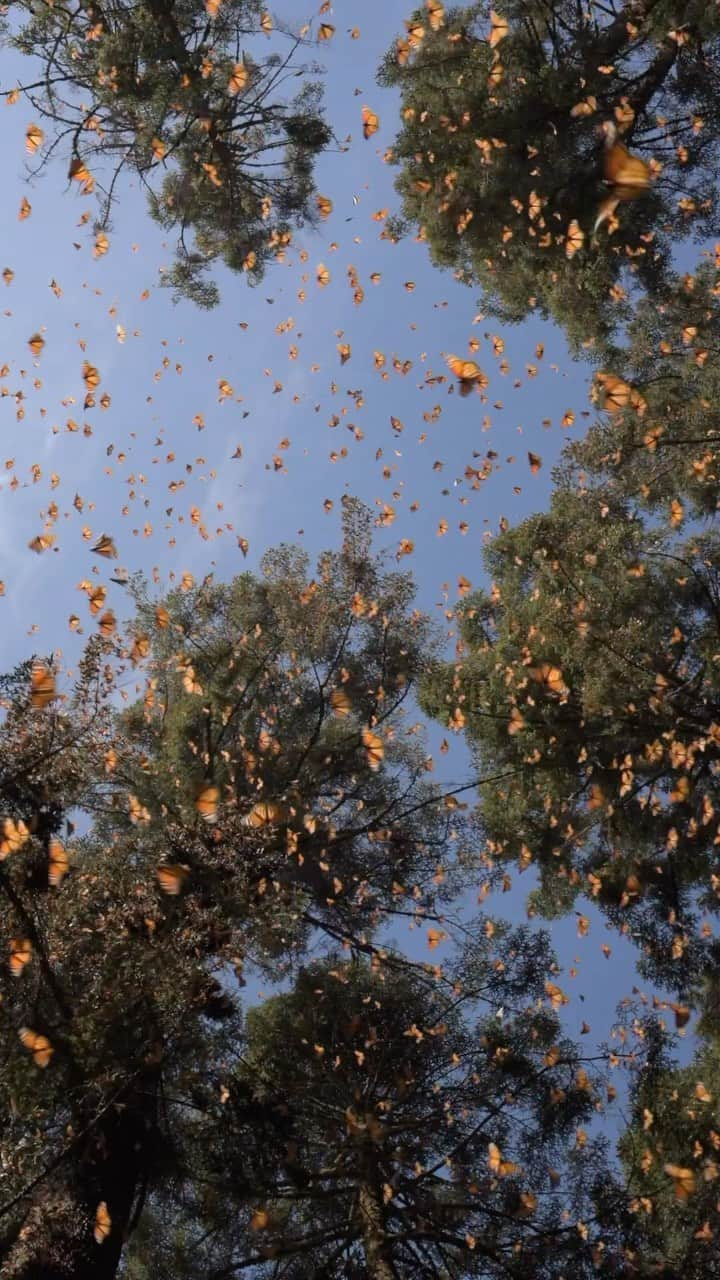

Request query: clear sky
[{"left": 0, "top": 1, "right": 691, "bottom": 1095}]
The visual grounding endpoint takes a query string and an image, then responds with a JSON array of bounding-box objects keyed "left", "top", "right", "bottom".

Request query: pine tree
[
  {"left": 420, "top": 484, "right": 720, "bottom": 996},
  {"left": 108, "top": 500, "right": 464, "bottom": 976},
  {"left": 566, "top": 260, "right": 720, "bottom": 517},
  {"left": 379, "top": 1, "right": 720, "bottom": 353},
  {"left": 123, "top": 933, "right": 621, "bottom": 1279},
  {"left": 5, "top": 0, "right": 330, "bottom": 306}
]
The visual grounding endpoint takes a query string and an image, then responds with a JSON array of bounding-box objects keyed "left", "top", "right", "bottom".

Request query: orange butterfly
[
  {"left": 228, "top": 63, "right": 248, "bottom": 95},
  {"left": 30, "top": 661, "right": 56, "bottom": 709},
  {"left": 19, "top": 1027, "right": 54, "bottom": 1068},
  {"left": 664, "top": 1163, "right": 696, "bottom": 1202},
  {"left": 195, "top": 784, "right": 219, "bottom": 823},
  {"left": 156, "top": 864, "right": 190, "bottom": 895},
  {"left": 48, "top": 838, "right": 69, "bottom": 887},
  {"left": 330, "top": 688, "right": 352, "bottom": 717},
  {"left": 362, "top": 106, "right": 379, "bottom": 140},
  {"left": 25, "top": 123, "right": 44, "bottom": 153},
  {"left": 362, "top": 728, "right": 384, "bottom": 770},
  {"left": 529, "top": 662, "right": 568, "bottom": 698},
  {"left": 445, "top": 355, "right": 488, "bottom": 397},
  {"left": 9, "top": 938, "right": 32, "bottom": 977},
  {"left": 94, "top": 1201, "right": 112, "bottom": 1245},
  {"left": 594, "top": 120, "right": 651, "bottom": 233},
  {"left": 246, "top": 801, "right": 286, "bottom": 828},
  {"left": 91, "top": 533, "right": 117, "bottom": 558}
]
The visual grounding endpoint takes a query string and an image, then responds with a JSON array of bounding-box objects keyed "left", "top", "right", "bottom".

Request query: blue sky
[{"left": 0, "top": 1, "right": 691, "bottom": 1099}]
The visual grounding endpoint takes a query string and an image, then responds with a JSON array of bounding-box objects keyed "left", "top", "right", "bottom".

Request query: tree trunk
[
  {"left": 0, "top": 1082, "right": 157, "bottom": 1280},
  {"left": 357, "top": 1182, "right": 395, "bottom": 1280}
]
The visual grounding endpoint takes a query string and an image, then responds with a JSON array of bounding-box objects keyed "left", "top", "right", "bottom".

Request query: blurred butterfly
[
  {"left": 28, "top": 533, "right": 55, "bottom": 553},
  {"left": 91, "top": 533, "right": 117, "bottom": 558},
  {"left": 330, "top": 688, "right": 352, "bottom": 717},
  {"left": 664, "top": 1163, "right": 696, "bottom": 1202},
  {"left": 594, "top": 121, "right": 651, "bottom": 233},
  {"left": 48, "top": 838, "right": 69, "bottom": 887},
  {"left": 246, "top": 801, "right": 286, "bottom": 828},
  {"left": 0, "top": 818, "right": 29, "bottom": 858},
  {"left": 30, "top": 661, "right": 56, "bottom": 709},
  {"left": 228, "top": 63, "right": 248, "bottom": 95},
  {"left": 156, "top": 864, "right": 190, "bottom": 895},
  {"left": 362, "top": 728, "right": 384, "bottom": 770},
  {"left": 28, "top": 333, "right": 45, "bottom": 357},
  {"left": 565, "top": 219, "right": 585, "bottom": 259},
  {"left": 19, "top": 1027, "right": 54, "bottom": 1068},
  {"left": 488, "top": 1141, "right": 519, "bottom": 1177},
  {"left": 25, "top": 123, "right": 44, "bottom": 154},
  {"left": 362, "top": 106, "right": 379, "bottom": 139},
  {"left": 94, "top": 1201, "right": 112, "bottom": 1245},
  {"left": 528, "top": 662, "right": 568, "bottom": 698},
  {"left": 195, "top": 784, "right": 220, "bottom": 823},
  {"left": 445, "top": 355, "right": 488, "bottom": 397},
  {"left": 9, "top": 938, "right": 32, "bottom": 976}
]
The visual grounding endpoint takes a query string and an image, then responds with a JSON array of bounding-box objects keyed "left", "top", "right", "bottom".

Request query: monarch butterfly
[
  {"left": 93, "top": 232, "right": 109, "bottom": 257},
  {"left": 28, "top": 533, "right": 55, "bottom": 553},
  {"left": 489, "top": 10, "right": 508, "bottom": 46},
  {"left": 156, "top": 864, "right": 190, "bottom": 895},
  {"left": 246, "top": 801, "right": 286, "bottom": 828},
  {"left": 155, "top": 605, "right": 170, "bottom": 628},
  {"left": 19, "top": 1027, "right": 54, "bottom": 1068},
  {"left": 426, "top": 0, "right": 444, "bottom": 30},
  {"left": 9, "top": 938, "right": 32, "bottom": 976},
  {"left": 318, "top": 21, "right": 335, "bottom": 39},
  {"left": 94, "top": 1201, "right": 112, "bottom": 1245},
  {"left": 89, "top": 586, "right": 106, "bottom": 614},
  {"left": 28, "top": 333, "right": 45, "bottom": 357},
  {"left": 507, "top": 707, "right": 526, "bottom": 736},
  {"left": 316, "top": 264, "right": 330, "bottom": 287},
  {"left": 0, "top": 818, "right": 30, "bottom": 859},
  {"left": 565, "top": 219, "right": 585, "bottom": 259},
  {"left": 260, "top": 10, "right": 272, "bottom": 32},
  {"left": 362, "top": 728, "right": 384, "bottom": 770},
  {"left": 128, "top": 796, "right": 150, "bottom": 825},
  {"left": 91, "top": 533, "right": 117, "bottom": 558},
  {"left": 98, "top": 610, "right": 116, "bottom": 637},
  {"left": 195, "top": 784, "right": 219, "bottom": 823},
  {"left": 593, "top": 372, "right": 644, "bottom": 415},
  {"left": 487, "top": 1141, "right": 519, "bottom": 1177},
  {"left": 362, "top": 106, "right": 379, "bottom": 140},
  {"left": 30, "top": 661, "right": 56, "bottom": 709},
  {"left": 68, "top": 156, "right": 94, "bottom": 193},
  {"left": 528, "top": 662, "right": 568, "bottom": 697},
  {"left": 83, "top": 362, "right": 100, "bottom": 390},
  {"left": 330, "top": 688, "right": 352, "bottom": 718},
  {"left": 445, "top": 354, "right": 488, "bottom": 397},
  {"left": 527, "top": 451, "right": 542, "bottom": 473},
  {"left": 594, "top": 120, "right": 651, "bottom": 233},
  {"left": 18, "top": 196, "right": 31, "bottom": 220},
  {"left": 49, "top": 838, "right": 69, "bottom": 887},
  {"left": 316, "top": 195, "right": 333, "bottom": 219},
  {"left": 227, "top": 63, "right": 248, "bottom": 95},
  {"left": 130, "top": 634, "right": 150, "bottom": 664},
  {"left": 25, "top": 123, "right": 44, "bottom": 154},
  {"left": 664, "top": 1163, "right": 696, "bottom": 1202}
]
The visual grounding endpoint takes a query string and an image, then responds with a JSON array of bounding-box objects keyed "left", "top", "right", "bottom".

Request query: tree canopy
[
  {"left": 380, "top": 0, "right": 720, "bottom": 352},
  {"left": 3, "top": 0, "right": 330, "bottom": 306}
]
